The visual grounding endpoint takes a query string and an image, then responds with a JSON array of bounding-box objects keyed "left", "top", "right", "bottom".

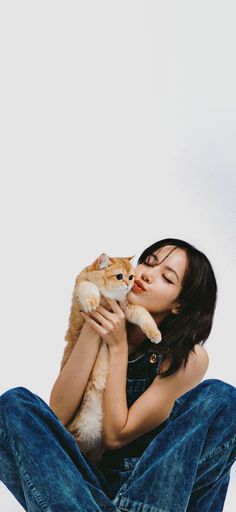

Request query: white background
[{"left": 0, "top": 1, "right": 235, "bottom": 510}]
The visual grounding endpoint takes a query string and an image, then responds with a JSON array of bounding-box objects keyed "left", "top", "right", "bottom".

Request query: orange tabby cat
[{"left": 60, "top": 253, "right": 162, "bottom": 463}]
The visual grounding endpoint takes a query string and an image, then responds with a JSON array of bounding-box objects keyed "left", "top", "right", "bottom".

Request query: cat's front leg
[
  {"left": 124, "top": 302, "right": 162, "bottom": 343},
  {"left": 75, "top": 280, "right": 100, "bottom": 313}
]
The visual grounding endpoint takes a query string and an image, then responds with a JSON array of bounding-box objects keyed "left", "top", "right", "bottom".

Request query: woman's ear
[{"left": 171, "top": 303, "right": 182, "bottom": 315}]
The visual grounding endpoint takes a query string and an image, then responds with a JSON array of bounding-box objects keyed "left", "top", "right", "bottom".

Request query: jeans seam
[
  {"left": 0, "top": 405, "right": 97, "bottom": 512},
  {"left": 199, "top": 433, "right": 236, "bottom": 464},
  {"left": 0, "top": 428, "right": 15, "bottom": 451},
  {"left": 115, "top": 495, "right": 169, "bottom": 512},
  {"left": 1, "top": 429, "right": 52, "bottom": 511}
]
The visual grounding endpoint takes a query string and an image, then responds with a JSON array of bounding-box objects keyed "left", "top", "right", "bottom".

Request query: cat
[{"left": 60, "top": 253, "right": 162, "bottom": 463}]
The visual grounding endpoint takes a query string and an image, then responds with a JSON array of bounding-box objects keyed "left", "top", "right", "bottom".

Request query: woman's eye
[
  {"left": 129, "top": 275, "right": 134, "bottom": 280},
  {"left": 116, "top": 274, "right": 123, "bottom": 280},
  {"left": 163, "top": 275, "right": 172, "bottom": 284},
  {"left": 144, "top": 262, "right": 172, "bottom": 283}
]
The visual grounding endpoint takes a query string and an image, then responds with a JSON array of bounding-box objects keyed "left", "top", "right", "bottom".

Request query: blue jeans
[{"left": 0, "top": 380, "right": 235, "bottom": 512}]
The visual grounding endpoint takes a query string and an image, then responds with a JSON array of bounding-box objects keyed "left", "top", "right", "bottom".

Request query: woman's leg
[
  {"left": 112, "top": 378, "right": 236, "bottom": 512},
  {"left": 0, "top": 386, "right": 119, "bottom": 512}
]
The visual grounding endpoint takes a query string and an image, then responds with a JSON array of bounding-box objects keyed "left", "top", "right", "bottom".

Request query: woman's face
[{"left": 127, "top": 245, "right": 188, "bottom": 324}]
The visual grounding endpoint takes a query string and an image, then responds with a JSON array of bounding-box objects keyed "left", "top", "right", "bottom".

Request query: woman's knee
[
  {"left": 175, "top": 378, "right": 236, "bottom": 409},
  {"left": 170, "top": 378, "right": 236, "bottom": 429},
  {"left": 1, "top": 386, "right": 33, "bottom": 403},
  {"left": 184, "top": 378, "right": 236, "bottom": 418},
  {"left": 198, "top": 378, "right": 236, "bottom": 400},
  {"left": 203, "top": 378, "right": 236, "bottom": 410},
  {"left": 0, "top": 386, "right": 39, "bottom": 423}
]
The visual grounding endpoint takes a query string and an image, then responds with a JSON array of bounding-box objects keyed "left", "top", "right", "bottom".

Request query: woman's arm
[
  {"left": 79, "top": 299, "right": 130, "bottom": 449},
  {"left": 108, "top": 344, "right": 209, "bottom": 450},
  {"left": 49, "top": 321, "right": 101, "bottom": 427},
  {"left": 101, "top": 345, "right": 208, "bottom": 450}
]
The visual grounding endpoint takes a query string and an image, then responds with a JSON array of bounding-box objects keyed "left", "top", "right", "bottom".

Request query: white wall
[{"left": 0, "top": 1, "right": 235, "bottom": 510}]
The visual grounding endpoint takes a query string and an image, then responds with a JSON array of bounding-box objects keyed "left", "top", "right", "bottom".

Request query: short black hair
[{"left": 138, "top": 238, "right": 217, "bottom": 378}]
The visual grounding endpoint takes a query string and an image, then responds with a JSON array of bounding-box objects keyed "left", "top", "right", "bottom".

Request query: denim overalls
[
  {"left": 98, "top": 347, "right": 167, "bottom": 498},
  {"left": 1, "top": 347, "right": 236, "bottom": 512}
]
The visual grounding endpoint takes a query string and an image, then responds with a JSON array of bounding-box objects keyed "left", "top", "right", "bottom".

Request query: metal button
[{"left": 149, "top": 353, "right": 158, "bottom": 363}]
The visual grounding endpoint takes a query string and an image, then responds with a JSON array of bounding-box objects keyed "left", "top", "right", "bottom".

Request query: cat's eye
[
  {"left": 129, "top": 275, "right": 134, "bottom": 280},
  {"left": 116, "top": 274, "right": 123, "bottom": 280}
]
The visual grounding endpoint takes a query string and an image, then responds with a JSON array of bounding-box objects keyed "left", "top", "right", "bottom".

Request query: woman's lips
[{"left": 132, "top": 282, "right": 146, "bottom": 293}]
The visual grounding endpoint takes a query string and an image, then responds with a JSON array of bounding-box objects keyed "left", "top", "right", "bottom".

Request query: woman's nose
[{"left": 141, "top": 272, "right": 152, "bottom": 283}]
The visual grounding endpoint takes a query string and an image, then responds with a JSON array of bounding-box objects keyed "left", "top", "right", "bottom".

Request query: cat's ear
[
  {"left": 96, "top": 253, "right": 112, "bottom": 270},
  {"left": 127, "top": 255, "right": 136, "bottom": 265}
]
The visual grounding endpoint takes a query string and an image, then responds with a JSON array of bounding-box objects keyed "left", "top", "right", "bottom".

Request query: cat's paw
[
  {"left": 81, "top": 296, "right": 100, "bottom": 313},
  {"left": 150, "top": 331, "right": 162, "bottom": 344},
  {"left": 143, "top": 325, "right": 162, "bottom": 344}
]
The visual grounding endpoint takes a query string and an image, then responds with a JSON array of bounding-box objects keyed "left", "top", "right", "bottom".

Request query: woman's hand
[{"left": 80, "top": 298, "right": 128, "bottom": 351}]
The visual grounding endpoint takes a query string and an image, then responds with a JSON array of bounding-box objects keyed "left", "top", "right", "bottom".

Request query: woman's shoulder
[
  {"left": 192, "top": 344, "right": 209, "bottom": 366},
  {"left": 159, "top": 344, "right": 209, "bottom": 374}
]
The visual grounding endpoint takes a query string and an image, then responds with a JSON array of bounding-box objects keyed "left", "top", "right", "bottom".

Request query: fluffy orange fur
[{"left": 60, "top": 253, "right": 162, "bottom": 463}]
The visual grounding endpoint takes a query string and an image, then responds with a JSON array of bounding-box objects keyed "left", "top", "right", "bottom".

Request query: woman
[{"left": 0, "top": 238, "right": 235, "bottom": 512}]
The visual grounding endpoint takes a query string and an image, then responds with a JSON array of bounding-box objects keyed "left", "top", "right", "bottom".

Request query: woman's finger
[
  {"left": 89, "top": 310, "right": 112, "bottom": 329},
  {"left": 104, "top": 298, "right": 123, "bottom": 315},
  {"left": 81, "top": 313, "right": 107, "bottom": 336},
  {"left": 96, "top": 305, "right": 114, "bottom": 320}
]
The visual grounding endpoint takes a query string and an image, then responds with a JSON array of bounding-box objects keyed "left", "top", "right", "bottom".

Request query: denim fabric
[{"left": 0, "top": 348, "right": 236, "bottom": 512}]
